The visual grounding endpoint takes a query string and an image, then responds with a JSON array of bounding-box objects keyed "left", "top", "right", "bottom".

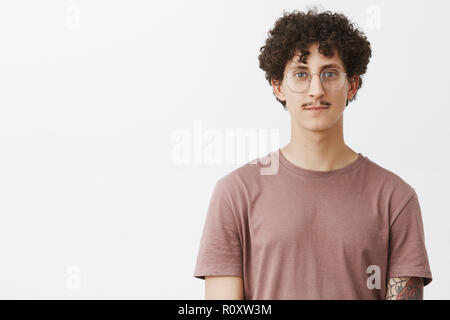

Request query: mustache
[{"left": 302, "top": 101, "right": 331, "bottom": 107}]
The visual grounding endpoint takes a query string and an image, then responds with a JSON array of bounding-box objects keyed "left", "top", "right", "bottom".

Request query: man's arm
[
  {"left": 386, "top": 277, "right": 424, "bottom": 300},
  {"left": 205, "top": 276, "right": 244, "bottom": 300}
]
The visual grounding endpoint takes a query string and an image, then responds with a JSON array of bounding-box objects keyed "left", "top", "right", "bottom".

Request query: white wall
[{"left": 0, "top": 0, "right": 448, "bottom": 299}]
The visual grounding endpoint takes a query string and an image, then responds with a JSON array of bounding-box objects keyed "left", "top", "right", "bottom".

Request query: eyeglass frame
[{"left": 282, "top": 69, "right": 350, "bottom": 93}]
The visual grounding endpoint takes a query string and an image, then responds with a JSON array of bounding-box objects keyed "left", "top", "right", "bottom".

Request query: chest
[{"left": 248, "top": 186, "right": 388, "bottom": 254}]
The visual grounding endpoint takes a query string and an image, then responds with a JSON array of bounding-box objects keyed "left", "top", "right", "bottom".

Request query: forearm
[{"left": 386, "top": 277, "right": 424, "bottom": 300}]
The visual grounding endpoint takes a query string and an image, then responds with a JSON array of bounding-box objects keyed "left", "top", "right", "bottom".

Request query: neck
[{"left": 281, "top": 115, "right": 358, "bottom": 171}]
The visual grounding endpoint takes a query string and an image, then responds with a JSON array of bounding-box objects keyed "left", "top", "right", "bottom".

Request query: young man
[{"left": 193, "top": 8, "right": 432, "bottom": 300}]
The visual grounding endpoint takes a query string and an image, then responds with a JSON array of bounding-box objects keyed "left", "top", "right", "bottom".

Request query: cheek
[
  {"left": 326, "top": 91, "right": 348, "bottom": 108},
  {"left": 284, "top": 91, "right": 307, "bottom": 107}
]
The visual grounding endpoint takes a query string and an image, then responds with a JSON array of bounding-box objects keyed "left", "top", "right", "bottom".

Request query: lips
[{"left": 304, "top": 106, "right": 329, "bottom": 110}]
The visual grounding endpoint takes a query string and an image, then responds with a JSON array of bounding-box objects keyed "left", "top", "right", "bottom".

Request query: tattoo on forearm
[{"left": 386, "top": 277, "right": 423, "bottom": 300}]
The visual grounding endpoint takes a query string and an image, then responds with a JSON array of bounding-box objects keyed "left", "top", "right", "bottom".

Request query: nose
[{"left": 307, "top": 73, "right": 325, "bottom": 98}]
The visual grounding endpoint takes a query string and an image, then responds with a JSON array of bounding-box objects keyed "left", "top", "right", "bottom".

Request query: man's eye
[
  {"left": 323, "top": 71, "right": 337, "bottom": 78},
  {"left": 295, "top": 72, "right": 308, "bottom": 78}
]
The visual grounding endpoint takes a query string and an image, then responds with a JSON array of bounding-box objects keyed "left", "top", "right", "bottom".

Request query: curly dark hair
[{"left": 258, "top": 7, "right": 372, "bottom": 110}]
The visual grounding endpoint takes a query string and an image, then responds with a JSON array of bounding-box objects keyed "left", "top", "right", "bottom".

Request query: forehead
[
  {"left": 287, "top": 61, "right": 343, "bottom": 71},
  {"left": 287, "top": 48, "right": 344, "bottom": 70}
]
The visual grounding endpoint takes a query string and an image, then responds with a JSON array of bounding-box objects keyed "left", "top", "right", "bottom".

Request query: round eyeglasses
[{"left": 284, "top": 68, "right": 348, "bottom": 93}]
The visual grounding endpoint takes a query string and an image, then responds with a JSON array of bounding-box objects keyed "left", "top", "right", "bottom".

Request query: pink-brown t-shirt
[{"left": 193, "top": 149, "right": 433, "bottom": 299}]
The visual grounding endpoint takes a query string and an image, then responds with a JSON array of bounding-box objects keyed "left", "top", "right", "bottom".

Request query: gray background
[{"left": 0, "top": 0, "right": 448, "bottom": 299}]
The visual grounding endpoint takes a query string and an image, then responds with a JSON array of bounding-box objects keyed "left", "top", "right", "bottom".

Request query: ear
[
  {"left": 347, "top": 75, "right": 360, "bottom": 100},
  {"left": 271, "top": 78, "right": 286, "bottom": 102}
]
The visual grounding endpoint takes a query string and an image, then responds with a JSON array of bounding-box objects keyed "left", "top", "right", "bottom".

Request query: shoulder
[
  {"left": 363, "top": 156, "right": 415, "bottom": 194},
  {"left": 214, "top": 151, "right": 275, "bottom": 198},
  {"left": 362, "top": 156, "right": 417, "bottom": 220}
]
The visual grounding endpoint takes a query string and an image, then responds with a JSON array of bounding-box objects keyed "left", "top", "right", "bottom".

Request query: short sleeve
[
  {"left": 387, "top": 190, "right": 433, "bottom": 286},
  {"left": 193, "top": 179, "right": 243, "bottom": 280}
]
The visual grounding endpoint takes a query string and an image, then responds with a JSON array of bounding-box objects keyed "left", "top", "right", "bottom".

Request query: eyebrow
[{"left": 289, "top": 63, "right": 342, "bottom": 71}]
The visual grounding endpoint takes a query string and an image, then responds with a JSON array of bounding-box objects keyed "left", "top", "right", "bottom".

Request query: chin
[
  {"left": 300, "top": 117, "right": 343, "bottom": 132},
  {"left": 302, "top": 123, "right": 333, "bottom": 132},
  {"left": 301, "top": 112, "right": 343, "bottom": 131}
]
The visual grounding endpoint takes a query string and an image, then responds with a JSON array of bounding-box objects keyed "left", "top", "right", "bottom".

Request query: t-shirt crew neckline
[{"left": 278, "top": 148, "right": 366, "bottom": 178}]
